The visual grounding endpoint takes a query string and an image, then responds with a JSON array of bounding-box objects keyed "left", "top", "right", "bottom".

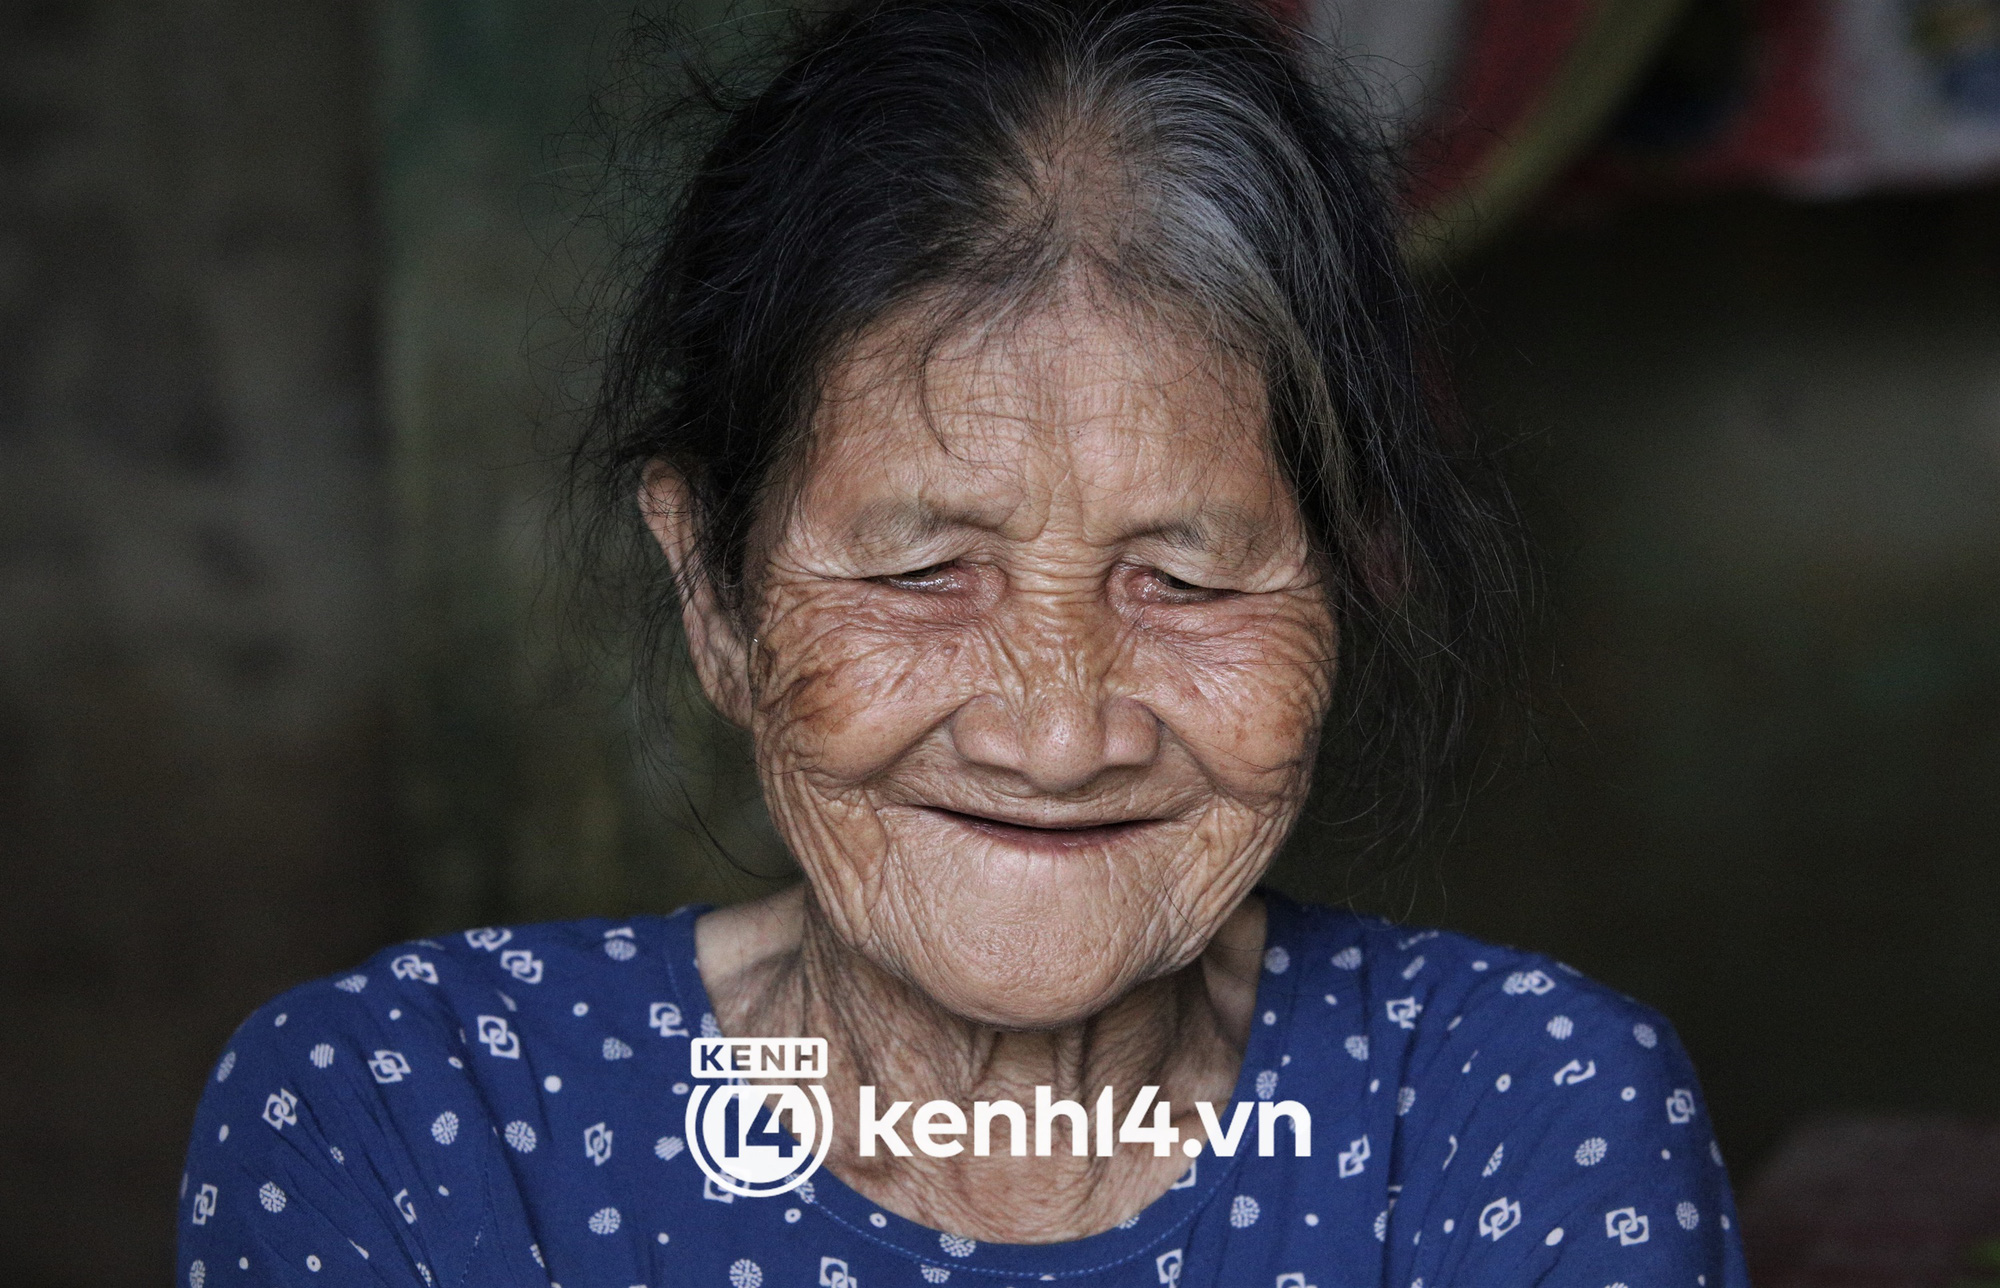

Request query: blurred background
[{"left": 5, "top": 0, "right": 2000, "bottom": 1283}]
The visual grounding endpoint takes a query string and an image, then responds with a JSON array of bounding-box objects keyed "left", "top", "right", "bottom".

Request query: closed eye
[
  {"left": 875, "top": 560, "right": 960, "bottom": 590},
  {"left": 1143, "top": 567, "right": 1230, "bottom": 603}
]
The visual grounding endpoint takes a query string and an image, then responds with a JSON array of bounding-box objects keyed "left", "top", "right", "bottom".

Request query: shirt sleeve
[
  {"left": 1397, "top": 971, "right": 1751, "bottom": 1288},
  {"left": 175, "top": 973, "right": 511, "bottom": 1287},
  {"left": 1526, "top": 1019, "right": 1747, "bottom": 1288}
]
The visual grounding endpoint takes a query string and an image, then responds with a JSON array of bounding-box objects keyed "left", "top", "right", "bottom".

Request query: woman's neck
[{"left": 695, "top": 883, "right": 1266, "bottom": 1243}]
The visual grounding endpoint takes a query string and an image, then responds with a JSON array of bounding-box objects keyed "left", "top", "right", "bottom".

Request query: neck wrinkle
[{"left": 747, "top": 888, "right": 1239, "bottom": 1116}]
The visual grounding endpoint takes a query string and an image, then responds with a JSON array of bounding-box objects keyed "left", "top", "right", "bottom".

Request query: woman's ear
[{"left": 638, "top": 461, "right": 755, "bottom": 728}]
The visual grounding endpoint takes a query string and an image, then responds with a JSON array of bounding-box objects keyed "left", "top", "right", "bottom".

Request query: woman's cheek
[
  {"left": 1142, "top": 607, "right": 1333, "bottom": 801},
  {"left": 755, "top": 599, "right": 978, "bottom": 784}
]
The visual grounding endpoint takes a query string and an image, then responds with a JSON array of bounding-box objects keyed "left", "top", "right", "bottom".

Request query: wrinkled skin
[{"left": 642, "top": 303, "right": 1337, "bottom": 1241}]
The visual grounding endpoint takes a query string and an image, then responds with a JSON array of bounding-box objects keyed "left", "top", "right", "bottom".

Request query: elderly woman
[{"left": 181, "top": 0, "right": 1748, "bottom": 1284}]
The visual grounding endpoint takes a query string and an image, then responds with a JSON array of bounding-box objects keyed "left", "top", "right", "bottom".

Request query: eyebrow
[{"left": 844, "top": 500, "right": 1002, "bottom": 549}]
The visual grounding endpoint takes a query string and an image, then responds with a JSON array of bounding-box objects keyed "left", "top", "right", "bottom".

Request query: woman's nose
[{"left": 947, "top": 619, "right": 1161, "bottom": 793}]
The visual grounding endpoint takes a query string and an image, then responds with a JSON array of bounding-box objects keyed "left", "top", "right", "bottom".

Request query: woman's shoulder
[
  {"left": 207, "top": 909, "right": 710, "bottom": 1081},
  {"left": 181, "top": 912, "right": 708, "bottom": 1174},
  {"left": 178, "top": 912, "right": 709, "bottom": 1283},
  {"left": 1271, "top": 892, "right": 1663, "bottom": 1014},
  {"left": 1263, "top": 892, "right": 1691, "bottom": 1083}
]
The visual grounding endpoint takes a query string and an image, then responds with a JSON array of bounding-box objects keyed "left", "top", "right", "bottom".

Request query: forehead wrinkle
[
  {"left": 831, "top": 428, "right": 1284, "bottom": 558},
  {"left": 810, "top": 302, "right": 1289, "bottom": 561}
]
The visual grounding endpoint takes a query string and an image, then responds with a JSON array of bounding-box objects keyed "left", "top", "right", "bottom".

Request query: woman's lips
[{"left": 922, "top": 806, "right": 1166, "bottom": 852}]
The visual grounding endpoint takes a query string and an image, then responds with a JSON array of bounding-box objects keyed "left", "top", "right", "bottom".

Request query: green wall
[{"left": 383, "top": 0, "right": 791, "bottom": 933}]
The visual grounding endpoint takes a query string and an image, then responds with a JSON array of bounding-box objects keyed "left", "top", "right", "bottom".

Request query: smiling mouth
[{"left": 924, "top": 807, "right": 1166, "bottom": 851}]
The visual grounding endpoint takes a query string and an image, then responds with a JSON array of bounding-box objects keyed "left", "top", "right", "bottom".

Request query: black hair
[{"left": 571, "top": 0, "right": 1522, "bottom": 857}]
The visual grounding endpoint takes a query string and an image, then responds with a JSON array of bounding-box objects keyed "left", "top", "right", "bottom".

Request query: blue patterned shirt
[{"left": 179, "top": 892, "right": 1751, "bottom": 1287}]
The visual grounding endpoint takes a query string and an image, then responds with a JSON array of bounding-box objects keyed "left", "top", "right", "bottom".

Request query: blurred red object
[
  {"left": 1294, "top": 0, "right": 2000, "bottom": 255},
  {"left": 1571, "top": 0, "right": 2000, "bottom": 201},
  {"left": 1742, "top": 1116, "right": 2000, "bottom": 1288},
  {"left": 1400, "top": 0, "right": 1609, "bottom": 215},
  {"left": 1287, "top": 0, "right": 1688, "bottom": 258}
]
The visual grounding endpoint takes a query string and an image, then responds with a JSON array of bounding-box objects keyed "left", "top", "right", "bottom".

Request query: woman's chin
[{"left": 818, "top": 826, "right": 1224, "bottom": 1027}]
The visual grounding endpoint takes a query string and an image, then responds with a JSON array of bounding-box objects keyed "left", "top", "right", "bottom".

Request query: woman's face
[{"left": 664, "top": 306, "right": 1336, "bottom": 1028}]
